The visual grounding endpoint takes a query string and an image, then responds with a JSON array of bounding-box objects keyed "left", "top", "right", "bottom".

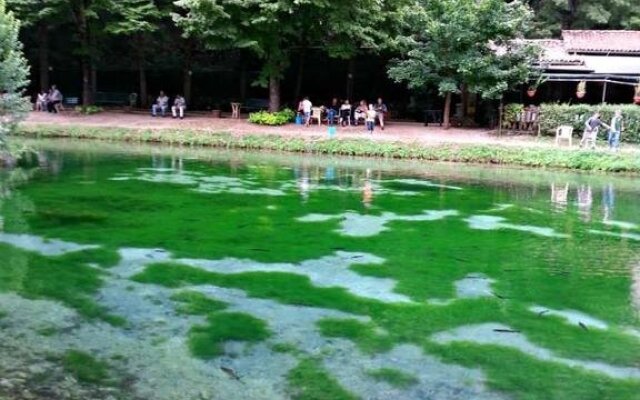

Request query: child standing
[{"left": 366, "top": 104, "right": 376, "bottom": 135}]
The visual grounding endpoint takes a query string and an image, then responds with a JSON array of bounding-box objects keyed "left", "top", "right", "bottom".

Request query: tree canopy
[
  {"left": 388, "top": 0, "right": 536, "bottom": 128},
  {"left": 175, "top": 0, "right": 410, "bottom": 111},
  {"left": 0, "top": 0, "right": 30, "bottom": 159}
]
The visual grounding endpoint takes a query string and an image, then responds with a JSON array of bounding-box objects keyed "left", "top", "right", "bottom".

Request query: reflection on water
[{"left": 1, "top": 142, "right": 640, "bottom": 400}]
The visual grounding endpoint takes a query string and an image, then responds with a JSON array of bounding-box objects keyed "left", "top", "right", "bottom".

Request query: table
[{"left": 231, "top": 102, "right": 242, "bottom": 119}]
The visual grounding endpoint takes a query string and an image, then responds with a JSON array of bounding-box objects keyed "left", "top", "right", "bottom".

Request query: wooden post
[
  {"left": 601, "top": 81, "right": 608, "bottom": 104},
  {"left": 498, "top": 97, "right": 503, "bottom": 137}
]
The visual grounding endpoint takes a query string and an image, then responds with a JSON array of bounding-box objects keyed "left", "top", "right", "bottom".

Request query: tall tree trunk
[
  {"left": 135, "top": 36, "right": 147, "bottom": 107},
  {"left": 239, "top": 64, "right": 247, "bottom": 101},
  {"left": 139, "top": 64, "right": 147, "bottom": 108},
  {"left": 183, "top": 68, "right": 192, "bottom": 104},
  {"left": 38, "top": 24, "right": 50, "bottom": 91},
  {"left": 81, "top": 60, "right": 91, "bottom": 106},
  {"left": 182, "top": 43, "right": 193, "bottom": 104},
  {"left": 91, "top": 62, "right": 97, "bottom": 100},
  {"left": 443, "top": 92, "right": 452, "bottom": 130},
  {"left": 72, "top": 1, "right": 93, "bottom": 106},
  {"left": 269, "top": 76, "right": 280, "bottom": 112},
  {"left": 346, "top": 58, "right": 355, "bottom": 100},
  {"left": 293, "top": 48, "right": 306, "bottom": 101}
]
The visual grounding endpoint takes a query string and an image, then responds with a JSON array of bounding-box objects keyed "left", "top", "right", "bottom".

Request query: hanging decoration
[{"left": 576, "top": 81, "right": 587, "bottom": 99}]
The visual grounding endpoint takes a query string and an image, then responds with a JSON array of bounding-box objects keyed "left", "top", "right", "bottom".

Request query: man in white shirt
[
  {"left": 301, "top": 97, "right": 312, "bottom": 127},
  {"left": 152, "top": 91, "right": 169, "bottom": 117}
]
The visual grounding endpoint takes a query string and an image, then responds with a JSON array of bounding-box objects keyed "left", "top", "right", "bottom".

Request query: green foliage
[
  {"left": 175, "top": 0, "right": 410, "bottom": 109},
  {"left": 317, "top": 318, "right": 394, "bottom": 354},
  {"left": 366, "top": 368, "right": 419, "bottom": 389},
  {"left": 74, "top": 105, "right": 104, "bottom": 115},
  {"left": 0, "top": 0, "right": 31, "bottom": 152},
  {"left": 248, "top": 108, "right": 295, "bottom": 126},
  {"left": 170, "top": 290, "right": 227, "bottom": 315},
  {"left": 528, "top": 0, "right": 640, "bottom": 37},
  {"left": 538, "top": 103, "right": 640, "bottom": 142},
  {"left": 287, "top": 358, "right": 357, "bottom": 400},
  {"left": 188, "top": 312, "right": 270, "bottom": 359},
  {"left": 503, "top": 103, "right": 524, "bottom": 128},
  {"left": 17, "top": 124, "right": 640, "bottom": 172},
  {"left": 0, "top": 243, "right": 125, "bottom": 325},
  {"left": 389, "top": 0, "right": 536, "bottom": 100},
  {"left": 62, "top": 350, "right": 110, "bottom": 384}
]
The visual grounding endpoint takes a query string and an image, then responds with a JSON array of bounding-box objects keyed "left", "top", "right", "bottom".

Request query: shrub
[
  {"left": 538, "top": 103, "right": 640, "bottom": 143},
  {"left": 74, "top": 105, "right": 104, "bottom": 115},
  {"left": 248, "top": 108, "right": 295, "bottom": 126}
]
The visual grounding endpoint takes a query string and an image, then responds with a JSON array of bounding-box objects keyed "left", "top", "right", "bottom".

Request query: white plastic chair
[
  {"left": 555, "top": 125, "right": 573, "bottom": 147},
  {"left": 310, "top": 107, "right": 323, "bottom": 126}
]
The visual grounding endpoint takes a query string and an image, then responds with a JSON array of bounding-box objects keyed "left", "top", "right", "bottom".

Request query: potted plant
[
  {"left": 576, "top": 81, "right": 587, "bottom": 99},
  {"left": 634, "top": 81, "right": 640, "bottom": 104},
  {"left": 527, "top": 75, "right": 546, "bottom": 97}
]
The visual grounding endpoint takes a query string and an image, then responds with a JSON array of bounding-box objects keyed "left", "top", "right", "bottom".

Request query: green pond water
[{"left": 1, "top": 139, "right": 639, "bottom": 400}]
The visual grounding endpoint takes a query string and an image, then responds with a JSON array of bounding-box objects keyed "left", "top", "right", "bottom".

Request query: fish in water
[
  {"left": 579, "top": 322, "right": 589, "bottom": 331},
  {"left": 492, "top": 292, "right": 509, "bottom": 300},
  {"left": 220, "top": 366, "right": 241, "bottom": 381},
  {"left": 493, "top": 329, "right": 520, "bottom": 333}
]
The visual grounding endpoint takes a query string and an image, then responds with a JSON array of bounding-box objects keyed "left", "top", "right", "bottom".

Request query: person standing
[
  {"left": 580, "top": 111, "right": 609, "bottom": 149},
  {"left": 301, "top": 97, "right": 312, "bottom": 127},
  {"left": 365, "top": 104, "right": 377, "bottom": 134},
  {"left": 375, "top": 97, "right": 388, "bottom": 130},
  {"left": 607, "top": 110, "right": 624, "bottom": 151},
  {"left": 151, "top": 91, "right": 169, "bottom": 117},
  {"left": 47, "top": 85, "right": 63, "bottom": 113},
  {"left": 172, "top": 95, "right": 187, "bottom": 119}
]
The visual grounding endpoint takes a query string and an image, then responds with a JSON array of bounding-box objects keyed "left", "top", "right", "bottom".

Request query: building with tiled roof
[{"left": 527, "top": 30, "right": 640, "bottom": 104}]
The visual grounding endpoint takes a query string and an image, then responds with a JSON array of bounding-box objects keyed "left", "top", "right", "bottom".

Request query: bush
[
  {"left": 248, "top": 108, "right": 295, "bottom": 126},
  {"left": 538, "top": 103, "right": 640, "bottom": 143},
  {"left": 75, "top": 105, "right": 104, "bottom": 115}
]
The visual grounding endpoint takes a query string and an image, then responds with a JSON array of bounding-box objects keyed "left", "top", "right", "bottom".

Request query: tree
[
  {"left": 106, "top": 0, "right": 162, "bottom": 107},
  {"left": 175, "top": 0, "right": 410, "bottom": 111},
  {"left": 6, "top": 0, "right": 66, "bottom": 91},
  {"left": 528, "top": 0, "right": 640, "bottom": 37},
  {"left": 0, "top": 0, "right": 30, "bottom": 161},
  {"left": 388, "top": 0, "right": 536, "bottom": 129}
]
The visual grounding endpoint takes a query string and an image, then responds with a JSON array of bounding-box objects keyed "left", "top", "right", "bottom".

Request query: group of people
[
  {"left": 580, "top": 110, "right": 624, "bottom": 151},
  {"left": 298, "top": 97, "right": 388, "bottom": 133},
  {"left": 35, "top": 85, "right": 64, "bottom": 113},
  {"left": 151, "top": 91, "right": 187, "bottom": 119}
]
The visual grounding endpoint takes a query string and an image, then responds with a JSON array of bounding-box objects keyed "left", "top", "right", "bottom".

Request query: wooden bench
[
  {"left": 57, "top": 96, "right": 79, "bottom": 112},
  {"left": 242, "top": 98, "right": 269, "bottom": 113},
  {"left": 95, "top": 92, "right": 129, "bottom": 106}
]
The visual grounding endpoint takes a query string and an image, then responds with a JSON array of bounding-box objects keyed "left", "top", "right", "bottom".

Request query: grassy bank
[{"left": 15, "top": 124, "right": 640, "bottom": 173}]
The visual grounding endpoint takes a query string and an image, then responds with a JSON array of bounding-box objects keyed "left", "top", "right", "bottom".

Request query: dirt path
[{"left": 24, "top": 111, "right": 638, "bottom": 152}]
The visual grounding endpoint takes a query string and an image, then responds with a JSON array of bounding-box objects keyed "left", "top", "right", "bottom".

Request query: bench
[
  {"left": 242, "top": 98, "right": 269, "bottom": 113},
  {"left": 95, "top": 92, "right": 130, "bottom": 106},
  {"left": 64, "top": 97, "right": 79, "bottom": 106},
  {"left": 55, "top": 96, "right": 79, "bottom": 112}
]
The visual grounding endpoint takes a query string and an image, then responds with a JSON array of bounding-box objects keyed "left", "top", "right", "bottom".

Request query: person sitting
[
  {"left": 151, "top": 91, "right": 169, "bottom": 117},
  {"left": 172, "top": 95, "right": 187, "bottom": 119},
  {"left": 375, "top": 97, "right": 388, "bottom": 130},
  {"left": 36, "top": 91, "right": 48, "bottom": 112},
  {"left": 325, "top": 98, "right": 339, "bottom": 126},
  {"left": 354, "top": 100, "right": 367, "bottom": 126},
  {"left": 47, "top": 85, "right": 63, "bottom": 113},
  {"left": 339, "top": 100, "right": 352, "bottom": 126}
]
